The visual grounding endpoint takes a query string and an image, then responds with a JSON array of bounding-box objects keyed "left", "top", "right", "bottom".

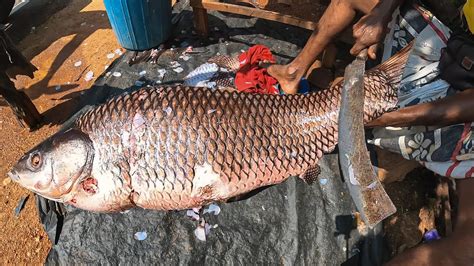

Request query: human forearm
[
  {"left": 372, "top": 0, "right": 405, "bottom": 23},
  {"left": 366, "top": 89, "right": 474, "bottom": 128}
]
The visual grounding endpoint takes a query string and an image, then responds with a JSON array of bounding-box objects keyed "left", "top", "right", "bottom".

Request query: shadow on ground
[{"left": 12, "top": 0, "right": 110, "bottom": 101}]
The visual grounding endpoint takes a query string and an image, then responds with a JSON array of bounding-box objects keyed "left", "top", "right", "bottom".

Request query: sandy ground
[
  {"left": 0, "top": 0, "right": 445, "bottom": 263},
  {"left": 0, "top": 0, "right": 120, "bottom": 263}
]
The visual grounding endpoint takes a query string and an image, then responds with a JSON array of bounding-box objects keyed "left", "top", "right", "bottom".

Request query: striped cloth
[{"left": 371, "top": 3, "right": 474, "bottom": 178}]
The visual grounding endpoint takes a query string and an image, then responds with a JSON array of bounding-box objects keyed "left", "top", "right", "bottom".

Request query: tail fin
[{"left": 375, "top": 41, "right": 414, "bottom": 86}]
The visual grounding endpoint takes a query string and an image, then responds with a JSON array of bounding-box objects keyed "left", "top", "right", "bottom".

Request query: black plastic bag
[{"left": 439, "top": 33, "right": 474, "bottom": 90}]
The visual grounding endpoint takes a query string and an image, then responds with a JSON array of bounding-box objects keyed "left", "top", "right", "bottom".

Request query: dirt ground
[
  {"left": 0, "top": 0, "right": 120, "bottom": 263},
  {"left": 0, "top": 0, "right": 445, "bottom": 264}
]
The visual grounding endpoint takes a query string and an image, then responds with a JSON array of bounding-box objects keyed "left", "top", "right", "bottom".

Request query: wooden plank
[
  {"left": 0, "top": 73, "right": 42, "bottom": 129},
  {"left": 0, "top": 30, "right": 41, "bottom": 129},
  {"left": 200, "top": 2, "right": 317, "bottom": 30},
  {"left": 192, "top": 6, "right": 210, "bottom": 36},
  {"left": 234, "top": 0, "right": 269, "bottom": 9}
]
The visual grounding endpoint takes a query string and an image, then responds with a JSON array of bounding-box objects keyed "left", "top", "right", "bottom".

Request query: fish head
[{"left": 8, "top": 129, "right": 94, "bottom": 202}]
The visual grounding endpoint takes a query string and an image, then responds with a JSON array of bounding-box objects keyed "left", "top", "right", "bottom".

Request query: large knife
[{"left": 338, "top": 49, "right": 396, "bottom": 227}]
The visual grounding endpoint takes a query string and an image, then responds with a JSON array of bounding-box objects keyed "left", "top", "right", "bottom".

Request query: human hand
[{"left": 350, "top": 12, "right": 391, "bottom": 60}]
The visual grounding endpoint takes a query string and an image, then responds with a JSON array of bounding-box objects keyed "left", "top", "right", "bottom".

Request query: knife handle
[{"left": 356, "top": 49, "right": 368, "bottom": 61}]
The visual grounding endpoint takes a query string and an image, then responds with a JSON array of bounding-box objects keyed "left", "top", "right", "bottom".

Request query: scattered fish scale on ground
[
  {"left": 183, "top": 62, "right": 219, "bottom": 88},
  {"left": 208, "top": 55, "right": 240, "bottom": 72},
  {"left": 183, "top": 55, "right": 239, "bottom": 89}
]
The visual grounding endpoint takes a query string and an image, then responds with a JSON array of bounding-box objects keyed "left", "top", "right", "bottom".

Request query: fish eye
[{"left": 30, "top": 153, "right": 42, "bottom": 169}]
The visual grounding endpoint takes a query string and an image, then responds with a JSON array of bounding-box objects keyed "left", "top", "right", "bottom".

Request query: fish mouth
[{"left": 7, "top": 170, "right": 20, "bottom": 182}]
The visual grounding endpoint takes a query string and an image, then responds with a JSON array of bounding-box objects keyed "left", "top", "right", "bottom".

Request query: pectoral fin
[{"left": 300, "top": 165, "right": 321, "bottom": 185}]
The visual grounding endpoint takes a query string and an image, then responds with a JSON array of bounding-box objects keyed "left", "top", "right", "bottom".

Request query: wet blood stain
[{"left": 82, "top": 177, "right": 98, "bottom": 194}]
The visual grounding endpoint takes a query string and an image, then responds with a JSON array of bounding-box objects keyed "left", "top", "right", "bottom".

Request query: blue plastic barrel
[{"left": 103, "top": 0, "right": 172, "bottom": 51}]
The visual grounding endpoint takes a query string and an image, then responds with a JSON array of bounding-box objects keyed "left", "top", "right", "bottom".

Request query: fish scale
[{"left": 74, "top": 52, "right": 403, "bottom": 210}]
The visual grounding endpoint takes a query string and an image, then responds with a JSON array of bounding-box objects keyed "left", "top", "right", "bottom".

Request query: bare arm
[{"left": 366, "top": 89, "right": 474, "bottom": 128}]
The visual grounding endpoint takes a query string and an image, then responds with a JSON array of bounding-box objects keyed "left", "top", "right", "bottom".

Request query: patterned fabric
[{"left": 373, "top": 4, "right": 474, "bottom": 178}]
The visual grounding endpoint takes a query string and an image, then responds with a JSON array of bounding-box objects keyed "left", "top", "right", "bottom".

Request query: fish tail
[{"left": 376, "top": 42, "right": 414, "bottom": 86}]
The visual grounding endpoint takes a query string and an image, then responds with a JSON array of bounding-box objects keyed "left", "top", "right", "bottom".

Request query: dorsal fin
[
  {"left": 372, "top": 42, "right": 414, "bottom": 86},
  {"left": 300, "top": 165, "right": 321, "bottom": 185}
]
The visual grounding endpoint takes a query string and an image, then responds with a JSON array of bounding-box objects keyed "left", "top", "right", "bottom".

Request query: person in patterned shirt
[{"left": 268, "top": 0, "right": 473, "bottom": 264}]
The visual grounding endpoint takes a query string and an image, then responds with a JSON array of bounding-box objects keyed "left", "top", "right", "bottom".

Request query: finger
[
  {"left": 352, "top": 24, "right": 373, "bottom": 52},
  {"left": 350, "top": 41, "right": 365, "bottom": 56},
  {"left": 352, "top": 23, "right": 361, "bottom": 36},
  {"left": 368, "top": 43, "right": 379, "bottom": 60},
  {"left": 353, "top": 14, "right": 368, "bottom": 32},
  {"left": 352, "top": 24, "right": 364, "bottom": 38}
]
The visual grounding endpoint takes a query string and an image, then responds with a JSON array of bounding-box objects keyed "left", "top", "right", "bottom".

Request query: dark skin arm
[
  {"left": 374, "top": 89, "right": 474, "bottom": 265},
  {"left": 366, "top": 88, "right": 474, "bottom": 128}
]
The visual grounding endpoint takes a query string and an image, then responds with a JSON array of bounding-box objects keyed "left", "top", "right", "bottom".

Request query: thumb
[
  {"left": 350, "top": 41, "right": 364, "bottom": 57},
  {"left": 368, "top": 43, "right": 379, "bottom": 60}
]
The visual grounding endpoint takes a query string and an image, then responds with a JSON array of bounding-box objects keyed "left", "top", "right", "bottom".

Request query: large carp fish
[{"left": 8, "top": 45, "right": 412, "bottom": 212}]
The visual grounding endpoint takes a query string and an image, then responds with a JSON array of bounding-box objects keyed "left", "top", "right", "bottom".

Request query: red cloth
[{"left": 235, "top": 45, "right": 278, "bottom": 94}]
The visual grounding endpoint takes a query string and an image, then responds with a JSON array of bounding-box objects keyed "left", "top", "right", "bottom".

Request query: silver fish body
[{"left": 9, "top": 45, "right": 412, "bottom": 212}]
